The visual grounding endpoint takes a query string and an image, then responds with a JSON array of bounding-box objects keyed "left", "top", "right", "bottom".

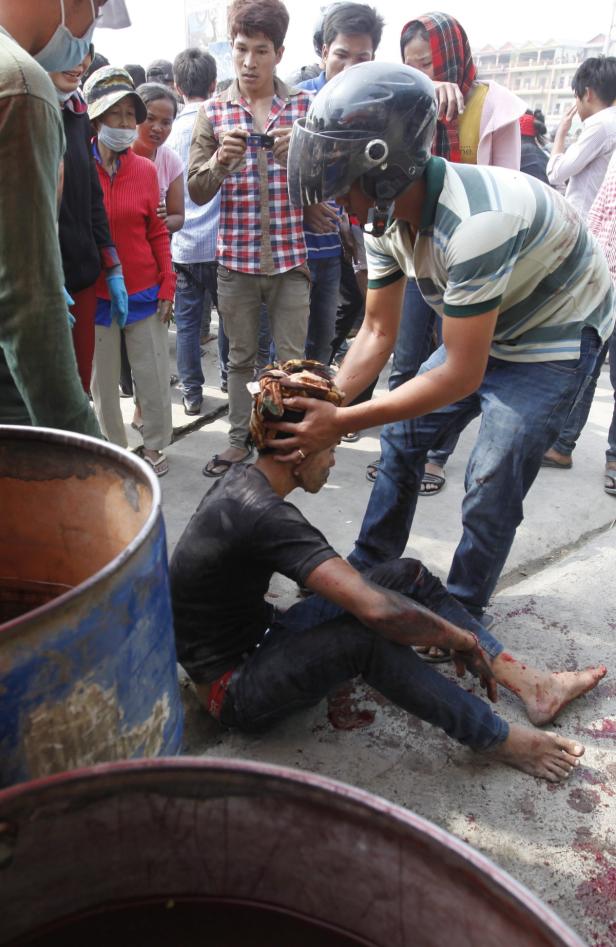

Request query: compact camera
[{"left": 246, "top": 133, "right": 275, "bottom": 148}]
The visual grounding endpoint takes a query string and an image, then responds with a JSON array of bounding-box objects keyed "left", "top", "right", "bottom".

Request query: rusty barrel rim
[
  {"left": 0, "top": 425, "right": 162, "bottom": 635},
  {"left": 0, "top": 757, "right": 586, "bottom": 947}
]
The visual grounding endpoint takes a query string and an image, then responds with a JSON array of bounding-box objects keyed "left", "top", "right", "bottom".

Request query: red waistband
[{"left": 207, "top": 668, "right": 236, "bottom": 720}]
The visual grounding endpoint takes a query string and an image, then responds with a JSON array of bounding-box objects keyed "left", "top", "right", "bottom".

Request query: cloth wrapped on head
[{"left": 249, "top": 359, "right": 344, "bottom": 452}]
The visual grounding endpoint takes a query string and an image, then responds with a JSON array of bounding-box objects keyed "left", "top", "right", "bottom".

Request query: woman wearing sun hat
[{"left": 84, "top": 65, "right": 175, "bottom": 476}]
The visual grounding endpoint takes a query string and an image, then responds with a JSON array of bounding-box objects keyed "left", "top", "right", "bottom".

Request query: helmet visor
[{"left": 288, "top": 120, "right": 389, "bottom": 207}]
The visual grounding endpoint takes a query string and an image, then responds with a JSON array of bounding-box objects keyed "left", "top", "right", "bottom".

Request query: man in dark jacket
[{"left": 51, "top": 46, "right": 128, "bottom": 393}]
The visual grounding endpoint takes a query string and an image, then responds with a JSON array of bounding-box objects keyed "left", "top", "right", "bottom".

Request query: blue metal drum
[{"left": 0, "top": 426, "right": 183, "bottom": 787}]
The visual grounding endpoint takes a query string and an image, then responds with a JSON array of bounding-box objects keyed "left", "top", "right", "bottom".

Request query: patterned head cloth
[
  {"left": 400, "top": 12, "right": 477, "bottom": 163},
  {"left": 249, "top": 360, "right": 344, "bottom": 453}
]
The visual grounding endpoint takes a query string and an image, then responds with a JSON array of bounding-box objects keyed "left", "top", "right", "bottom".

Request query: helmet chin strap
[{"left": 363, "top": 202, "right": 394, "bottom": 238}]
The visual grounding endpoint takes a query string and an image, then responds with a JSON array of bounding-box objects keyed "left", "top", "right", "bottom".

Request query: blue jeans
[
  {"left": 551, "top": 330, "right": 612, "bottom": 457},
  {"left": 350, "top": 328, "right": 601, "bottom": 616},
  {"left": 221, "top": 559, "right": 508, "bottom": 751},
  {"left": 392, "top": 279, "right": 457, "bottom": 469},
  {"left": 174, "top": 261, "right": 218, "bottom": 401},
  {"left": 306, "top": 256, "right": 342, "bottom": 364}
]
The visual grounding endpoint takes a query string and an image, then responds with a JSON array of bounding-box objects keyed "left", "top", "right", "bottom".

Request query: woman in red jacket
[{"left": 84, "top": 66, "right": 176, "bottom": 476}]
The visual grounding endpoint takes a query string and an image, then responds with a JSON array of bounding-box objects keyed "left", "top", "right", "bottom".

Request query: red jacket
[{"left": 94, "top": 147, "right": 176, "bottom": 301}]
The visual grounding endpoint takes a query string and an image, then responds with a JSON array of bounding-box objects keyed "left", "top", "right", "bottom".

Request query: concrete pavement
[{"left": 127, "top": 328, "right": 616, "bottom": 945}]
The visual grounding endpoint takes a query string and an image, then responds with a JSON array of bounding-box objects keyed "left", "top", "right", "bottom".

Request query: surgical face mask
[
  {"left": 35, "top": 0, "right": 98, "bottom": 73},
  {"left": 98, "top": 123, "right": 138, "bottom": 151}
]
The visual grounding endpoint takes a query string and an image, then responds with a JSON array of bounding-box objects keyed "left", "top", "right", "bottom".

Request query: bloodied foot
[
  {"left": 491, "top": 655, "right": 607, "bottom": 726},
  {"left": 485, "top": 724, "right": 584, "bottom": 782}
]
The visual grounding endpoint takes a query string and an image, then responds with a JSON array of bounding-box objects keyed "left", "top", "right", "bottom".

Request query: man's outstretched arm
[
  {"left": 266, "top": 305, "right": 499, "bottom": 457},
  {"left": 304, "top": 556, "right": 496, "bottom": 700}
]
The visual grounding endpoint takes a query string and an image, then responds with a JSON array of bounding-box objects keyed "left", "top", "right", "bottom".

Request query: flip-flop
[
  {"left": 202, "top": 449, "right": 252, "bottom": 479},
  {"left": 419, "top": 472, "right": 446, "bottom": 496},
  {"left": 366, "top": 458, "right": 380, "bottom": 482},
  {"left": 541, "top": 455, "right": 572, "bottom": 469},
  {"left": 143, "top": 452, "right": 168, "bottom": 477},
  {"left": 341, "top": 431, "right": 361, "bottom": 443},
  {"left": 605, "top": 470, "right": 616, "bottom": 495},
  {"left": 414, "top": 646, "right": 452, "bottom": 663}
]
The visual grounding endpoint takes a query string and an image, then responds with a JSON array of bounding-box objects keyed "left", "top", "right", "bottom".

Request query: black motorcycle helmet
[{"left": 288, "top": 61, "right": 437, "bottom": 235}]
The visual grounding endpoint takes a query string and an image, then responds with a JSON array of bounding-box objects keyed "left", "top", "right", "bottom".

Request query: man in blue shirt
[
  {"left": 167, "top": 48, "right": 220, "bottom": 415},
  {"left": 297, "top": 3, "right": 383, "bottom": 364}
]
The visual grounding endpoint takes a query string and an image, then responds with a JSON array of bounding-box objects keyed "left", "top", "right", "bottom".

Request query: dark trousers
[{"left": 221, "top": 559, "right": 507, "bottom": 751}]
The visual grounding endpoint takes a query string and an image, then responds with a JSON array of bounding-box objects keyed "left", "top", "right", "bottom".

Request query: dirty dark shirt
[{"left": 170, "top": 464, "right": 338, "bottom": 683}]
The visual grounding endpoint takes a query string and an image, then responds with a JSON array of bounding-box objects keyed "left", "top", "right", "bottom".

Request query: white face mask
[
  {"left": 35, "top": 0, "right": 98, "bottom": 73},
  {"left": 98, "top": 123, "right": 138, "bottom": 152}
]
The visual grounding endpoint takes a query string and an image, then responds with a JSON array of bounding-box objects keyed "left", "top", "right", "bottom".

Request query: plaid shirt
[
  {"left": 188, "top": 78, "right": 312, "bottom": 275},
  {"left": 588, "top": 150, "right": 616, "bottom": 286},
  {"left": 401, "top": 12, "right": 476, "bottom": 162}
]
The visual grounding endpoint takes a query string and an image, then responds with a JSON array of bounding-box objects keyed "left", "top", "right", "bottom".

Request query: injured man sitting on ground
[{"left": 170, "top": 359, "right": 606, "bottom": 783}]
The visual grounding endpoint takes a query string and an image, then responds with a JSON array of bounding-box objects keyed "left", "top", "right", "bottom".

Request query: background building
[
  {"left": 474, "top": 34, "right": 606, "bottom": 130},
  {"left": 184, "top": 0, "right": 232, "bottom": 82}
]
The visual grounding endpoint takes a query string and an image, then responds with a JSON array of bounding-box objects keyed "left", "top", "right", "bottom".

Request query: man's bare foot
[
  {"left": 486, "top": 724, "right": 584, "bottom": 782},
  {"left": 492, "top": 654, "right": 606, "bottom": 726}
]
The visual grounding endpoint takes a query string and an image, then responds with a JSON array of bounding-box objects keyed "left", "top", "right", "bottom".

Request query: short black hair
[
  {"left": 136, "top": 82, "right": 179, "bottom": 119},
  {"left": 124, "top": 63, "right": 147, "bottom": 87},
  {"left": 322, "top": 2, "right": 384, "bottom": 52},
  {"left": 228, "top": 0, "right": 290, "bottom": 52},
  {"left": 173, "top": 47, "right": 217, "bottom": 98},
  {"left": 146, "top": 58, "right": 174, "bottom": 83},
  {"left": 572, "top": 56, "right": 616, "bottom": 106},
  {"left": 81, "top": 51, "right": 108, "bottom": 86}
]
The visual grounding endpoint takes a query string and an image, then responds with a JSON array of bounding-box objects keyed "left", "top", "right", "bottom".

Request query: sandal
[
  {"left": 541, "top": 454, "right": 572, "bottom": 470},
  {"left": 414, "top": 645, "right": 451, "bottom": 663},
  {"left": 203, "top": 448, "right": 252, "bottom": 479},
  {"left": 419, "top": 472, "right": 446, "bottom": 496},
  {"left": 341, "top": 431, "right": 361, "bottom": 443},
  {"left": 366, "top": 458, "right": 380, "bottom": 483},
  {"left": 605, "top": 469, "right": 616, "bottom": 496},
  {"left": 143, "top": 452, "right": 169, "bottom": 478}
]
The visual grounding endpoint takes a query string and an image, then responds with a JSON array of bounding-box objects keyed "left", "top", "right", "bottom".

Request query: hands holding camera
[
  {"left": 217, "top": 125, "right": 293, "bottom": 170},
  {"left": 217, "top": 127, "right": 250, "bottom": 169}
]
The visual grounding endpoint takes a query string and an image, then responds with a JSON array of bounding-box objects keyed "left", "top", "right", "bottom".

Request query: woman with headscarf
[
  {"left": 401, "top": 12, "right": 526, "bottom": 167},
  {"left": 366, "top": 11, "right": 526, "bottom": 499},
  {"left": 83, "top": 66, "right": 176, "bottom": 477}
]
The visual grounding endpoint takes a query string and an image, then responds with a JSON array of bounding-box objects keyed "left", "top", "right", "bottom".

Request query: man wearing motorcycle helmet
[{"left": 274, "top": 60, "right": 614, "bottom": 624}]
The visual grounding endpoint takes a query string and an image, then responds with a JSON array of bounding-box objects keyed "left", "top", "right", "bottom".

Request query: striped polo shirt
[{"left": 366, "top": 157, "right": 614, "bottom": 362}]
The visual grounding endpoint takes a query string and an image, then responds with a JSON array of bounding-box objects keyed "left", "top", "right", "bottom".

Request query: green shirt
[
  {"left": 366, "top": 158, "right": 614, "bottom": 362},
  {"left": 0, "top": 28, "right": 100, "bottom": 435}
]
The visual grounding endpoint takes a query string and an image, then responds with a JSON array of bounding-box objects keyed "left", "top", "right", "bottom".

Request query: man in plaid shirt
[{"left": 188, "top": 0, "right": 312, "bottom": 477}]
